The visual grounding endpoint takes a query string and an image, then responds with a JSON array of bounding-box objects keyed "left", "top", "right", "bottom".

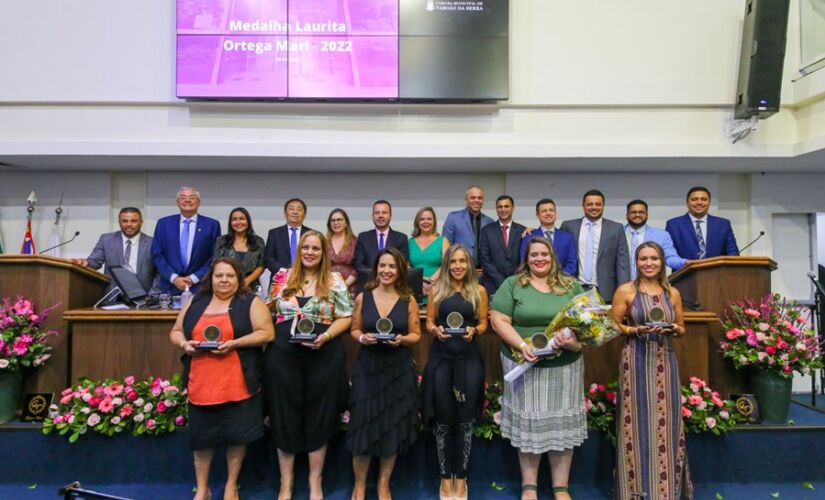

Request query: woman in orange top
[{"left": 170, "top": 257, "right": 274, "bottom": 500}]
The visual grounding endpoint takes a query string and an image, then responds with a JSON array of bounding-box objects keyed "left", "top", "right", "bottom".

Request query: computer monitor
[
  {"left": 108, "top": 266, "right": 148, "bottom": 305},
  {"left": 407, "top": 267, "right": 424, "bottom": 304}
]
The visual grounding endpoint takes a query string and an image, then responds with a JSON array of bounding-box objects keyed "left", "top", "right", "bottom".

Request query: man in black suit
[
  {"left": 478, "top": 195, "right": 526, "bottom": 295},
  {"left": 560, "top": 189, "right": 629, "bottom": 301},
  {"left": 264, "top": 198, "right": 314, "bottom": 275},
  {"left": 354, "top": 200, "right": 409, "bottom": 283}
]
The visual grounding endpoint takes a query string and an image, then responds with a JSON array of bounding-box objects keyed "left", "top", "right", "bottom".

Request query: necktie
[
  {"left": 545, "top": 230, "right": 554, "bottom": 243},
  {"left": 290, "top": 227, "right": 298, "bottom": 264},
  {"left": 630, "top": 230, "right": 640, "bottom": 279},
  {"left": 502, "top": 224, "right": 509, "bottom": 247},
  {"left": 124, "top": 239, "right": 132, "bottom": 271},
  {"left": 583, "top": 222, "right": 595, "bottom": 283},
  {"left": 695, "top": 220, "right": 706, "bottom": 259},
  {"left": 378, "top": 232, "right": 385, "bottom": 251},
  {"left": 180, "top": 219, "right": 191, "bottom": 268}
]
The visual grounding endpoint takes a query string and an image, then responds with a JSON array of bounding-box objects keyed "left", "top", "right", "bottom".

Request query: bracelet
[
  {"left": 517, "top": 341, "right": 528, "bottom": 352},
  {"left": 179, "top": 340, "right": 187, "bottom": 349},
  {"left": 324, "top": 332, "right": 332, "bottom": 341}
]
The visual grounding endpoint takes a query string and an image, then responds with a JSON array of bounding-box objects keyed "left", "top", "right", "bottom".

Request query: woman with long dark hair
[{"left": 214, "top": 207, "right": 265, "bottom": 288}]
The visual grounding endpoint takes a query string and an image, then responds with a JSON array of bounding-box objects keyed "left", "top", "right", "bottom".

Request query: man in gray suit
[
  {"left": 75, "top": 207, "right": 157, "bottom": 293},
  {"left": 560, "top": 190, "right": 629, "bottom": 301}
]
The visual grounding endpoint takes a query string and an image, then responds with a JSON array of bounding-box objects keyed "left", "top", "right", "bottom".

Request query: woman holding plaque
[
  {"left": 422, "top": 244, "right": 488, "bottom": 500},
  {"left": 263, "top": 230, "right": 353, "bottom": 500},
  {"left": 169, "top": 257, "right": 275, "bottom": 500},
  {"left": 214, "top": 207, "right": 266, "bottom": 288},
  {"left": 611, "top": 241, "right": 692, "bottom": 499},
  {"left": 409, "top": 207, "right": 450, "bottom": 298},
  {"left": 346, "top": 247, "right": 421, "bottom": 500},
  {"left": 490, "top": 237, "right": 586, "bottom": 500},
  {"left": 326, "top": 208, "right": 358, "bottom": 293}
]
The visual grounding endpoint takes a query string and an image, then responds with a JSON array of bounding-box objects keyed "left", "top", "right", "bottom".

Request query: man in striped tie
[{"left": 665, "top": 186, "right": 739, "bottom": 261}]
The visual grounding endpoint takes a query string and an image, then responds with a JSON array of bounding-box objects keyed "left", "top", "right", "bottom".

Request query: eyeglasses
[{"left": 330, "top": 218, "right": 345, "bottom": 223}]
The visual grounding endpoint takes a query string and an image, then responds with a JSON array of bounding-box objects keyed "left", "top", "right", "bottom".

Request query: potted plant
[
  {"left": 720, "top": 293, "right": 823, "bottom": 423},
  {"left": 680, "top": 377, "right": 741, "bottom": 434},
  {"left": 0, "top": 297, "right": 58, "bottom": 423}
]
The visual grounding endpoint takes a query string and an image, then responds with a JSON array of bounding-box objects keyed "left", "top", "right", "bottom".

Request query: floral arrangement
[
  {"left": 506, "top": 289, "right": 620, "bottom": 382},
  {"left": 720, "top": 293, "right": 823, "bottom": 378},
  {"left": 585, "top": 382, "right": 618, "bottom": 444},
  {"left": 680, "top": 377, "right": 741, "bottom": 435},
  {"left": 0, "top": 297, "right": 59, "bottom": 371},
  {"left": 473, "top": 382, "right": 503, "bottom": 439},
  {"left": 43, "top": 374, "right": 187, "bottom": 443}
]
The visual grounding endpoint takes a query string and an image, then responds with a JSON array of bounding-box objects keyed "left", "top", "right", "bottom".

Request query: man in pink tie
[{"left": 478, "top": 195, "right": 526, "bottom": 295}]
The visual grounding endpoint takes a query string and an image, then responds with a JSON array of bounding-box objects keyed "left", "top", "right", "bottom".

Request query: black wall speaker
[{"left": 734, "top": 0, "right": 791, "bottom": 119}]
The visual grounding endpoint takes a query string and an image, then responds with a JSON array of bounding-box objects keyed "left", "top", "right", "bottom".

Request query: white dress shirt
[
  {"left": 171, "top": 214, "right": 199, "bottom": 284},
  {"left": 577, "top": 217, "right": 602, "bottom": 286},
  {"left": 122, "top": 233, "right": 140, "bottom": 273},
  {"left": 690, "top": 214, "right": 708, "bottom": 249}
]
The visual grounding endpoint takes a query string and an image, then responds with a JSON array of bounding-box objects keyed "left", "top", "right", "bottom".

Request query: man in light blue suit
[
  {"left": 441, "top": 185, "right": 494, "bottom": 262},
  {"left": 151, "top": 187, "right": 221, "bottom": 295},
  {"left": 518, "top": 198, "right": 578, "bottom": 275},
  {"left": 625, "top": 199, "right": 687, "bottom": 279},
  {"left": 665, "top": 186, "right": 739, "bottom": 261}
]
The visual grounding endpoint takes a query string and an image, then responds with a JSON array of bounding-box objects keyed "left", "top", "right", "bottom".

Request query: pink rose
[
  {"left": 163, "top": 385, "right": 179, "bottom": 393},
  {"left": 146, "top": 419, "right": 156, "bottom": 430},
  {"left": 28, "top": 314, "right": 39, "bottom": 323},
  {"left": 98, "top": 398, "right": 114, "bottom": 413},
  {"left": 719, "top": 410, "right": 730, "bottom": 420},
  {"left": 726, "top": 329, "right": 739, "bottom": 340},
  {"left": 53, "top": 415, "right": 64, "bottom": 424},
  {"left": 156, "top": 401, "right": 167, "bottom": 413},
  {"left": 711, "top": 395, "right": 724, "bottom": 408},
  {"left": 688, "top": 395, "right": 703, "bottom": 405},
  {"left": 124, "top": 376, "right": 135, "bottom": 385},
  {"left": 705, "top": 417, "right": 717, "bottom": 428},
  {"left": 60, "top": 394, "right": 73, "bottom": 405},
  {"left": 89, "top": 397, "right": 101, "bottom": 408},
  {"left": 606, "top": 392, "right": 617, "bottom": 403},
  {"left": 175, "top": 415, "right": 186, "bottom": 426},
  {"left": 120, "top": 404, "right": 133, "bottom": 417},
  {"left": 87, "top": 413, "right": 101, "bottom": 427},
  {"left": 765, "top": 346, "right": 777, "bottom": 355},
  {"left": 682, "top": 407, "right": 692, "bottom": 418},
  {"left": 783, "top": 365, "right": 792, "bottom": 374},
  {"left": 744, "top": 308, "right": 760, "bottom": 318},
  {"left": 111, "top": 416, "right": 121, "bottom": 425},
  {"left": 126, "top": 390, "right": 138, "bottom": 402},
  {"left": 757, "top": 352, "right": 768, "bottom": 362}
]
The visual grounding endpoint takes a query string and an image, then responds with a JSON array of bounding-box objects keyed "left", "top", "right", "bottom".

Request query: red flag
[{"left": 21, "top": 219, "right": 36, "bottom": 254}]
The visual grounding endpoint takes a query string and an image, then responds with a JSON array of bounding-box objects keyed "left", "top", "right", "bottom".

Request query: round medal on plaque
[
  {"left": 290, "top": 317, "right": 318, "bottom": 343},
  {"left": 196, "top": 325, "right": 222, "bottom": 351},
  {"left": 646, "top": 305, "right": 670, "bottom": 328},
  {"left": 374, "top": 317, "right": 396, "bottom": 342},
  {"left": 444, "top": 311, "right": 467, "bottom": 338},
  {"left": 530, "top": 332, "right": 561, "bottom": 358}
]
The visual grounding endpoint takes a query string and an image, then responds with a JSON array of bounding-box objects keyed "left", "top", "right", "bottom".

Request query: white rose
[
  {"left": 133, "top": 413, "right": 145, "bottom": 423},
  {"left": 112, "top": 397, "right": 123, "bottom": 406},
  {"left": 81, "top": 407, "right": 91, "bottom": 415},
  {"left": 0, "top": 359, "right": 10, "bottom": 369},
  {"left": 579, "top": 312, "right": 593, "bottom": 324},
  {"left": 134, "top": 398, "right": 144, "bottom": 406}
]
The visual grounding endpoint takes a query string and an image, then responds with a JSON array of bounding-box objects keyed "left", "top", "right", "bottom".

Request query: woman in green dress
[
  {"left": 490, "top": 236, "right": 587, "bottom": 500},
  {"left": 408, "top": 207, "right": 450, "bottom": 299}
]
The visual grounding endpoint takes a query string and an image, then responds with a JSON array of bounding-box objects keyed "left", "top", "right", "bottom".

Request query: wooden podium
[
  {"left": 0, "top": 255, "right": 109, "bottom": 394},
  {"left": 669, "top": 256, "right": 777, "bottom": 397}
]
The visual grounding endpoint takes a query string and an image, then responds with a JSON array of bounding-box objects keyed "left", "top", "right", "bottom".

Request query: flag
[{"left": 21, "top": 219, "right": 36, "bottom": 254}]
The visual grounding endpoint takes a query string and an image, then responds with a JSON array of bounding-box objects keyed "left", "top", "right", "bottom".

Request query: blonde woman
[
  {"left": 409, "top": 207, "right": 450, "bottom": 297},
  {"left": 422, "top": 244, "right": 488, "bottom": 500},
  {"left": 263, "top": 230, "right": 353, "bottom": 500},
  {"left": 490, "top": 237, "right": 586, "bottom": 500}
]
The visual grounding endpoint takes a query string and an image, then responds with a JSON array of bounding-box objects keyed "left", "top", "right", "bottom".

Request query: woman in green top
[
  {"left": 490, "top": 237, "right": 586, "bottom": 500},
  {"left": 408, "top": 207, "right": 450, "bottom": 298},
  {"left": 214, "top": 207, "right": 266, "bottom": 289}
]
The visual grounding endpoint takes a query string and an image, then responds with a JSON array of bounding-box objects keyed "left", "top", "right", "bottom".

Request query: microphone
[
  {"left": 806, "top": 271, "right": 825, "bottom": 299},
  {"left": 738, "top": 230, "right": 765, "bottom": 254},
  {"left": 39, "top": 231, "right": 80, "bottom": 255}
]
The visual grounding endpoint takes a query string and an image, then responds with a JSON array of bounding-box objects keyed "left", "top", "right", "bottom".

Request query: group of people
[{"left": 76, "top": 184, "right": 736, "bottom": 500}]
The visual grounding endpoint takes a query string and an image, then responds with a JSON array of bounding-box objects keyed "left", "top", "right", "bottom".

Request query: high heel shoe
[
  {"left": 454, "top": 478, "right": 468, "bottom": 500},
  {"left": 439, "top": 477, "right": 454, "bottom": 500}
]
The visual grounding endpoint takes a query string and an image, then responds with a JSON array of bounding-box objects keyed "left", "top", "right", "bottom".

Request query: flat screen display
[{"left": 176, "top": 0, "right": 508, "bottom": 100}]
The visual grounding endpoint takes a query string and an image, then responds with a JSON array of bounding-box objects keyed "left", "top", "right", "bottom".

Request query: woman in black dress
[
  {"left": 423, "top": 244, "right": 489, "bottom": 500},
  {"left": 346, "top": 248, "right": 421, "bottom": 500},
  {"left": 264, "top": 231, "right": 354, "bottom": 500}
]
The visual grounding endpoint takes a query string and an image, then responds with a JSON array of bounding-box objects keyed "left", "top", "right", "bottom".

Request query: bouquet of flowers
[
  {"left": 681, "top": 377, "right": 741, "bottom": 434},
  {"left": 42, "top": 374, "right": 188, "bottom": 443},
  {"left": 720, "top": 293, "right": 823, "bottom": 378},
  {"left": 585, "top": 382, "right": 618, "bottom": 444},
  {"left": 473, "top": 382, "right": 503, "bottom": 440},
  {"left": 0, "top": 296, "right": 59, "bottom": 371},
  {"left": 505, "top": 288, "right": 620, "bottom": 382}
]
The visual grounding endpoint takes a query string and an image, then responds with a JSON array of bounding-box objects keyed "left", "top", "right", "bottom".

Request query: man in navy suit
[
  {"left": 560, "top": 189, "right": 630, "bottom": 301},
  {"left": 75, "top": 207, "right": 158, "bottom": 293},
  {"left": 442, "top": 185, "right": 495, "bottom": 261},
  {"left": 519, "top": 198, "right": 577, "bottom": 275},
  {"left": 478, "top": 195, "right": 526, "bottom": 295},
  {"left": 624, "top": 199, "right": 687, "bottom": 279},
  {"left": 151, "top": 187, "right": 221, "bottom": 295},
  {"left": 354, "top": 200, "right": 409, "bottom": 282},
  {"left": 264, "top": 198, "right": 314, "bottom": 275},
  {"left": 665, "top": 186, "right": 739, "bottom": 260}
]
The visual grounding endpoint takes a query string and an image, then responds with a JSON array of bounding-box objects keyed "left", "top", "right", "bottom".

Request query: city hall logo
[{"left": 426, "top": 1, "right": 485, "bottom": 12}]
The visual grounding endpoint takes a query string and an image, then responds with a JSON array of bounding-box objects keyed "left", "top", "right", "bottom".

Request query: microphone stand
[
  {"left": 739, "top": 231, "right": 765, "bottom": 254},
  {"left": 39, "top": 231, "right": 80, "bottom": 255}
]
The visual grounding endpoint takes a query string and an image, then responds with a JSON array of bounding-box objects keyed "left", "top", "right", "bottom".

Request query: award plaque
[
  {"left": 530, "top": 332, "right": 561, "bottom": 358},
  {"left": 374, "top": 317, "right": 397, "bottom": 342},
  {"left": 290, "top": 316, "right": 318, "bottom": 343},
  {"left": 731, "top": 393, "right": 761, "bottom": 424},
  {"left": 444, "top": 311, "right": 467, "bottom": 337},
  {"left": 196, "top": 325, "right": 222, "bottom": 351},
  {"left": 646, "top": 305, "right": 671, "bottom": 328}
]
